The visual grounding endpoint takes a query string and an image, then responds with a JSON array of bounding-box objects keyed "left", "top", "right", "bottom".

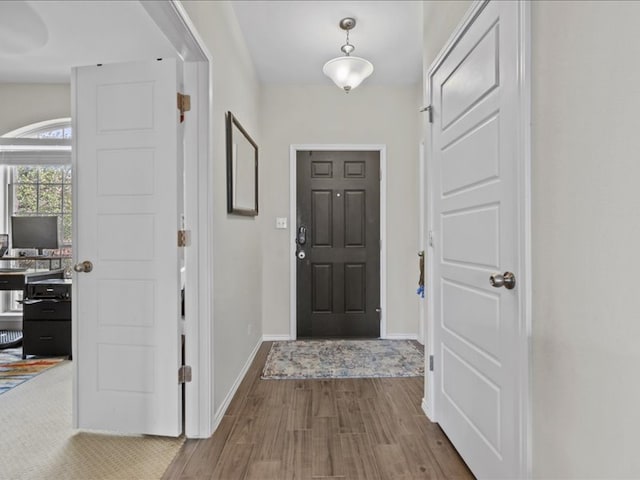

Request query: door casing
[
  {"left": 422, "top": 0, "right": 532, "bottom": 476},
  {"left": 289, "top": 144, "right": 387, "bottom": 340}
]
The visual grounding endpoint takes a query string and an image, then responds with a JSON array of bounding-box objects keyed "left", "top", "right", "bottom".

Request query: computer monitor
[{"left": 11, "top": 216, "right": 59, "bottom": 256}]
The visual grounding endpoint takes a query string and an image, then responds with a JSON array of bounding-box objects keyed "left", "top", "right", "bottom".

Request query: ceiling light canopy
[{"left": 322, "top": 17, "right": 373, "bottom": 94}]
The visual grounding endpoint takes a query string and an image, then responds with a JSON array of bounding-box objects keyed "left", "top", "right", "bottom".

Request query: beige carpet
[{"left": 0, "top": 360, "right": 184, "bottom": 479}]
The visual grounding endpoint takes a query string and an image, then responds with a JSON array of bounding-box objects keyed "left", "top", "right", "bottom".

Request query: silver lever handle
[
  {"left": 490, "top": 272, "right": 516, "bottom": 289},
  {"left": 73, "top": 261, "right": 93, "bottom": 273}
]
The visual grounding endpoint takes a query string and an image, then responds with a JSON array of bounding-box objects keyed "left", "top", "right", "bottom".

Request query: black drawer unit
[
  {"left": 23, "top": 300, "right": 71, "bottom": 320},
  {"left": 22, "top": 279, "right": 72, "bottom": 359},
  {"left": 23, "top": 320, "right": 71, "bottom": 358}
]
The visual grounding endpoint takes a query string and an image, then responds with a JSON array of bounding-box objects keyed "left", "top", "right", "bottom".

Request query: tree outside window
[{"left": 12, "top": 165, "right": 73, "bottom": 248}]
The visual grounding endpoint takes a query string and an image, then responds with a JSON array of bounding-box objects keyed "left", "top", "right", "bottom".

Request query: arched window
[
  {"left": 0, "top": 119, "right": 73, "bottom": 246},
  {"left": 3, "top": 118, "right": 72, "bottom": 139}
]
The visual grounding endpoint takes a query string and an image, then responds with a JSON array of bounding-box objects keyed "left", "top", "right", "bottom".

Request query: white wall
[
  {"left": 422, "top": 1, "right": 472, "bottom": 71},
  {"left": 260, "top": 84, "right": 422, "bottom": 338},
  {"left": 423, "top": 0, "right": 640, "bottom": 477},
  {"left": 181, "top": 0, "right": 263, "bottom": 415},
  {"left": 0, "top": 84, "right": 70, "bottom": 135},
  {"left": 532, "top": 1, "right": 640, "bottom": 477}
]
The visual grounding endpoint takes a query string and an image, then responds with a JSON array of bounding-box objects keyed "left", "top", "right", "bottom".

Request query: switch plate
[{"left": 276, "top": 217, "right": 288, "bottom": 229}]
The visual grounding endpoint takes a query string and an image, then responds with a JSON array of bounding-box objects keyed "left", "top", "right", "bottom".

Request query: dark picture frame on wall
[{"left": 226, "top": 111, "right": 258, "bottom": 216}]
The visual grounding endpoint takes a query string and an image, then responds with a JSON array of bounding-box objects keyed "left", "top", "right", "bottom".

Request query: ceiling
[
  {"left": 0, "top": 0, "right": 423, "bottom": 86},
  {"left": 231, "top": 1, "right": 423, "bottom": 85},
  {"left": 0, "top": 1, "right": 176, "bottom": 83}
]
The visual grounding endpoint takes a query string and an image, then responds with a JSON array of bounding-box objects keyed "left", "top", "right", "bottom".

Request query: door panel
[
  {"left": 74, "top": 59, "right": 182, "bottom": 436},
  {"left": 297, "top": 151, "right": 380, "bottom": 338},
  {"left": 430, "top": 1, "right": 522, "bottom": 477}
]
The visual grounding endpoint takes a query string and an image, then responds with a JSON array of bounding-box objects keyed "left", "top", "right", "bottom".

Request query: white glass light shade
[{"left": 322, "top": 56, "right": 374, "bottom": 93}]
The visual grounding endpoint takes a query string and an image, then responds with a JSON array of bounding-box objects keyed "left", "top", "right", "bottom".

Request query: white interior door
[
  {"left": 429, "top": 1, "right": 526, "bottom": 477},
  {"left": 73, "top": 59, "right": 183, "bottom": 436}
]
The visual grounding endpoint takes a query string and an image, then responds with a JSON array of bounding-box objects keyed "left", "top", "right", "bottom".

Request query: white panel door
[
  {"left": 73, "top": 59, "right": 183, "bottom": 436},
  {"left": 429, "top": 1, "right": 524, "bottom": 478}
]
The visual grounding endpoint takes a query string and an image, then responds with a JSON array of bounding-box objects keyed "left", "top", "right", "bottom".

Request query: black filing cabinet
[{"left": 22, "top": 279, "right": 72, "bottom": 359}]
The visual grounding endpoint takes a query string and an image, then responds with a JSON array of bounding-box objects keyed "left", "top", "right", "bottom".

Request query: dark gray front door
[{"left": 296, "top": 150, "right": 380, "bottom": 338}]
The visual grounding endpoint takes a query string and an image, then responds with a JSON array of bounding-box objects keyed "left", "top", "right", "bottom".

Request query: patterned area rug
[
  {"left": 0, "top": 347, "right": 64, "bottom": 395},
  {"left": 262, "top": 339, "right": 424, "bottom": 379}
]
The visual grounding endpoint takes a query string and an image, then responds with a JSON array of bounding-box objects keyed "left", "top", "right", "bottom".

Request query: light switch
[{"left": 275, "top": 217, "right": 288, "bottom": 229}]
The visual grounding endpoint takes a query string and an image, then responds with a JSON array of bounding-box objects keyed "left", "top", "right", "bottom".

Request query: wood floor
[{"left": 163, "top": 342, "right": 473, "bottom": 480}]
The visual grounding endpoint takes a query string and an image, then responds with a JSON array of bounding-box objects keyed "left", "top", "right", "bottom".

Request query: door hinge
[
  {"left": 178, "top": 365, "right": 192, "bottom": 384},
  {"left": 429, "top": 355, "right": 434, "bottom": 372},
  {"left": 177, "top": 92, "right": 191, "bottom": 123},
  {"left": 420, "top": 105, "right": 433, "bottom": 123},
  {"left": 428, "top": 230, "right": 434, "bottom": 247},
  {"left": 178, "top": 229, "right": 191, "bottom": 247}
]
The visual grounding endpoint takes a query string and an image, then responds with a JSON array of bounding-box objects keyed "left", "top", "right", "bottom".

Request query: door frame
[
  {"left": 70, "top": 1, "right": 214, "bottom": 438},
  {"left": 422, "top": 0, "right": 532, "bottom": 476},
  {"left": 418, "top": 141, "right": 425, "bottom": 346},
  {"left": 289, "top": 144, "right": 387, "bottom": 340},
  {"left": 137, "top": 0, "right": 216, "bottom": 440}
]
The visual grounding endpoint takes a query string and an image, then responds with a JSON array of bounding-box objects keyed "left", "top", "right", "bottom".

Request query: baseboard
[
  {"left": 211, "top": 337, "right": 262, "bottom": 432},
  {"left": 422, "top": 397, "right": 435, "bottom": 422},
  {"left": 383, "top": 333, "right": 419, "bottom": 341},
  {"left": 262, "top": 334, "right": 292, "bottom": 341},
  {"left": 263, "top": 334, "right": 419, "bottom": 341}
]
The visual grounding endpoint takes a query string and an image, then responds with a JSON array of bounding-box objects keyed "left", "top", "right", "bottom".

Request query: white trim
[
  {"left": 418, "top": 141, "right": 425, "bottom": 346},
  {"left": 518, "top": 1, "right": 533, "bottom": 476},
  {"left": 71, "top": 69, "right": 79, "bottom": 430},
  {"left": 289, "top": 144, "right": 387, "bottom": 340},
  {"left": 385, "top": 333, "right": 419, "bottom": 341},
  {"left": 211, "top": 338, "right": 262, "bottom": 432},
  {"left": 263, "top": 334, "right": 293, "bottom": 342},
  {"left": 146, "top": 0, "right": 213, "bottom": 439},
  {"left": 423, "top": 0, "right": 531, "bottom": 477},
  {"left": 1, "top": 117, "right": 71, "bottom": 140},
  {"left": 424, "top": 88, "right": 436, "bottom": 420},
  {"left": 142, "top": 1, "right": 208, "bottom": 62},
  {"left": 421, "top": 398, "right": 435, "bottom": 422},
  {"left": 0, "top": 151, "right": 70, "bottom": 164},
  {"left": 427, "top": 1, "right": 489, "bottom": 80},
  {"left": 0, "top": 138, "right": 71, "bottom": 149}
]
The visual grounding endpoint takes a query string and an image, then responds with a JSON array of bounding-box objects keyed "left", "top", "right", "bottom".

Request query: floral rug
[
  {"left": 261, "top": 339, "right": 424, "bottom": 379},
  {"left": 0, "top": 347, "right": 65, "bottom": 395}
]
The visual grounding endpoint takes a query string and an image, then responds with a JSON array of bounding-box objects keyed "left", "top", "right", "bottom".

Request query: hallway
[{"left": 163, "top": 342, "right": 472, "bottom": 479}]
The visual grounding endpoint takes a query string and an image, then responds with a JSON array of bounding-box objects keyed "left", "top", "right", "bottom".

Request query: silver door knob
[
  {"left": 73, "top": 261, "right": 93, "bottom": 273},
  {"left": 490, "top": 272, "right": 516, "bottom": 289}
]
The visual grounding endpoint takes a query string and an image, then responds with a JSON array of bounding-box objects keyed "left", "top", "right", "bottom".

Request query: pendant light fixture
[{"left": 322, "top": 17, "right": 374, "bottom": 93}]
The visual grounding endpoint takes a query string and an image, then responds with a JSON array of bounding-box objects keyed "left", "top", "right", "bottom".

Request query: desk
[{"left": 0, "top": 268, "right": 65, "bottom": 293}]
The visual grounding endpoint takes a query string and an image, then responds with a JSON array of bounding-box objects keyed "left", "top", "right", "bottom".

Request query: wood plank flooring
[{"left": 163, "top": 342, "right": 474, "bottom": 480}]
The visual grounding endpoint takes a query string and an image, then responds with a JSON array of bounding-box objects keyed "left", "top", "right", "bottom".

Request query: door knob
[
  {"left": 73, "top": 261, "right": 93, "bottom": 273},
  {"left": 490, "top": 271, "right": 516, "bottom": 289}
]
